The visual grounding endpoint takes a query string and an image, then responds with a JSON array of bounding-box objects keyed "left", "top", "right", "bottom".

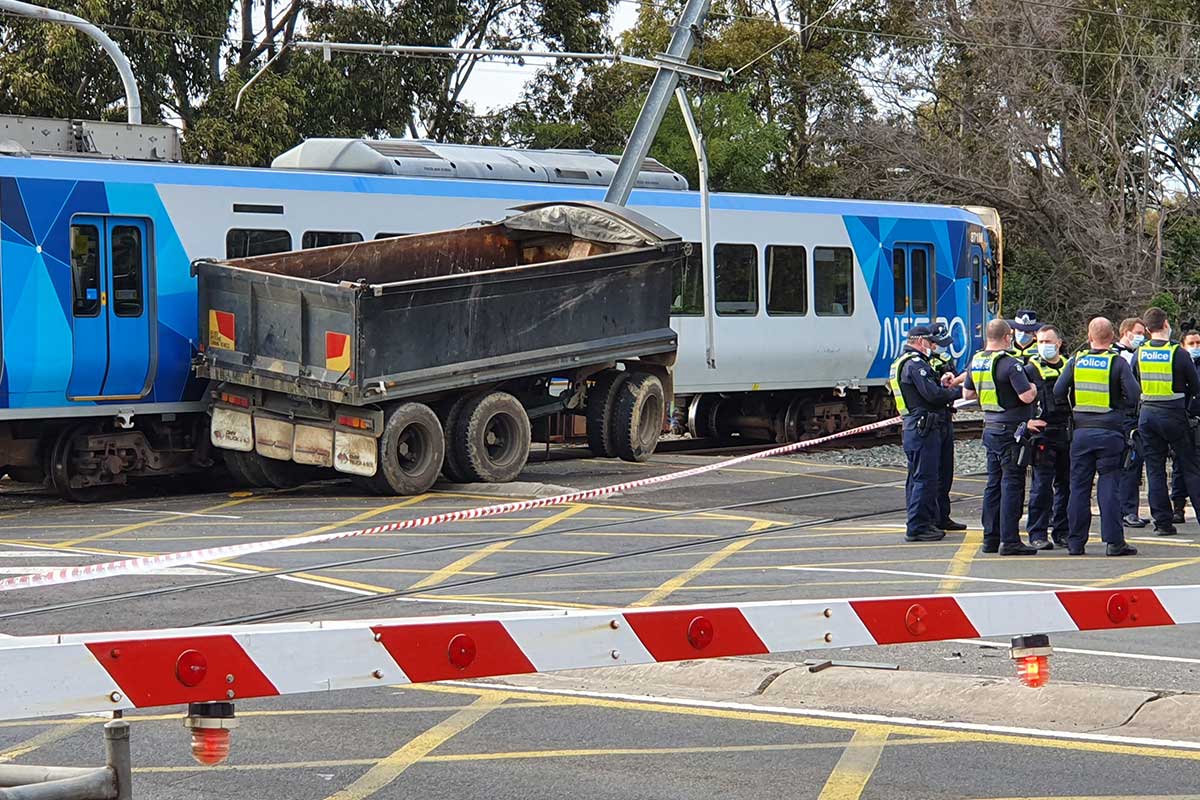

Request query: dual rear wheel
[{"left": 586, "top": 370, "right": 665, "bottom": 462}]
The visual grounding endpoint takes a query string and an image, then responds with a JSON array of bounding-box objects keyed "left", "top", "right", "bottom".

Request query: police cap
[
  {"left": 929, "top": 321, "right": 953, "bottom": 346},
  {"left": 908, "top": 324, "right": 933, "bottom": 339}
]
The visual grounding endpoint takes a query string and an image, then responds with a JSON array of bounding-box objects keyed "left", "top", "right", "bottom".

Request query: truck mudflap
[
  {"left": 210, "top": 407, "right": 253, "bottom": 452},
  {"left": 209, "top": 398, "right": 384, "bottom": 477}
]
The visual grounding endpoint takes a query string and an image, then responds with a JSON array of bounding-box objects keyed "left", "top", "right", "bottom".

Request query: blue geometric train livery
[{"left": 0, "top": 142, "right": 999, "bottom": 491}]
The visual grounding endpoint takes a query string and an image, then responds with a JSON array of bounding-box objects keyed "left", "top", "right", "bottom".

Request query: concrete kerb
[{"left": 483, "top": 657, "right": 1173, "bottom": 739}]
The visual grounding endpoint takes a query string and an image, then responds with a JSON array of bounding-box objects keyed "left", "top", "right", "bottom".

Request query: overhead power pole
[{"left": 603, "top": 0, "right": 713, "bottom": 207}]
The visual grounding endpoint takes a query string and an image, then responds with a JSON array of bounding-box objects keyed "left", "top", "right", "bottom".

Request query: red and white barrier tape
[
  {"left": 0, "top": 583, "right": 1189, "bottom": 720},
  {"left": 0, "top": 416, "right": 901, "bottom": 593}
]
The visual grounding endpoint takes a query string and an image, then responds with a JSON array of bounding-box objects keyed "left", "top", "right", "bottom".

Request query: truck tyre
[
  {"left": 255, "top": 453, "right": 306, "bottom": 489},
  {"left": 367, "top": 402, "right": 445, "bottom": 496},
  {"left": 222, "top": 450, "right": 255, "bottom": 487},
  {"left": 227, "top": 450, "right": 271, "bottom": 488},
  {"left": 613, "top": 372, "right": 665, "bottom": 462},
  {"left": 7, "top": 466, "right": 45, "bottom": 484},
  {"left": 436, "top": 395, "right": 471, "bottom": 483},
  {"left": 586, "top": 370, "right": 629, "bottom": 458},
  {"left": 453, "top": 391, "right": 531, "bottom": 483}
]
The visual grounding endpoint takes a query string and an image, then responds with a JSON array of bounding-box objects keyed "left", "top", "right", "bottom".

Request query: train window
[
  {"left": 814, "top": 247, "right": 854, "bottom": 316},
  {"left": 110, "top": 225, "right": 144, "bottom": 317},
  {"left": 375, "top": 232, "right": 409, "bottom": 240},
  {"left": 910, "top": 247, "right": 929, "bottom": 314},
  {"left": 972, "top": 253, "right": 982, "bottom": 303},
  {"left": 892, "top": 249, "right": 907, "bottom": 313},
  {"left": 303, "top": 231, "right": 364, "bottom": 249},
  {"left": 226, "top": 229, "right": 292, "bottom": 258},
  {"left": 766, "top": 245, "right": 807, "bottom": 315},
  {"left": 671, "top": 242, "right": 704, "bottom": 315},
  {"left": 70, "top": 224, "right": 101, "bottom": 317},
  {"left": 715, "top": 243, "right": 758, "bottom": 316}
]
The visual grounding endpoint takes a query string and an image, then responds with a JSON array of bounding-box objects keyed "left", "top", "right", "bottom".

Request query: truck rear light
[
  {"left": 220, "top": 392, "right": 250, "bottom": 408},
  {"left": 338, "top": 415, "right": 373, "bottom": 431}
]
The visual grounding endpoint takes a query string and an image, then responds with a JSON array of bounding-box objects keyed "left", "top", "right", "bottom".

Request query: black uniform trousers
[
  {"left": 1027, "top": 431, "right": 1070, "bottom": 543},
  {"left": 1141, "top": 405, "right": 1200, "bottom": 527},
  {"left": 903, "top": 414, "right": 945, "bottom": 536}
]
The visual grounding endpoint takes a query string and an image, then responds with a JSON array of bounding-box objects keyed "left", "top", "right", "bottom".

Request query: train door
[
  {"left": 893, "top": 243, "right": 934, "bottom": 329},
  {"left": 67, "top": 216, "right": 154, "bottom": 401},
  {"left": 969, "top": 243, "right": 985, "bottom": 354}
]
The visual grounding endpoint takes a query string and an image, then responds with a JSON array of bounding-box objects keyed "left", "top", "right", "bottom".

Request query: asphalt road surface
[{"left": 2, "top": 447, "right": 1199, "bottom": 799}]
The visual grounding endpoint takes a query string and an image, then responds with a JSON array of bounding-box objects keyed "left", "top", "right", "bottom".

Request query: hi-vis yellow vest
[
  {"left": 888, "top": 351, "right": 922, "bottom": 415},
  {"left": 1073, "top": 351, "right": 1116, "bottom": 413},
  {"left": 969, "top": 350, "right": 1006, "bottom": 412},
  {"left": 1137, "top": 342, "right": 1183, "bottom": 402}
]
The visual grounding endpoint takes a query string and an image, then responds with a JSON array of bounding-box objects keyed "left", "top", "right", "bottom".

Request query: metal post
[
  {"left": 603, "top": 0, "right": 713, "bottom": 207},
  {"left": 673, "top": 86, "right": 715, "bottom": 369},
  {"left": 103, "top": 721, "right": 131, "bottom": 800},
  {"left": 0, "top": 0, "right": 141, "bottom": 124},
  {"left": 0, "top": 721, "right": 128, "bottom": 800}
]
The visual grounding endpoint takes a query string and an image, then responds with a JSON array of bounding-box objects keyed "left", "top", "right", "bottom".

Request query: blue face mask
[
  {"left": 1189, "top": 346, "right": 1200, "bottom": 359},
  {"left": 1014, "top": 331, "right": 1034, "bottom": 346},
  {"left": 1131, "top": 334, "right": 1146, "bottom": 348},
  {"left": 1037, "top": 343, "right": 1057, "bottom": 361}
]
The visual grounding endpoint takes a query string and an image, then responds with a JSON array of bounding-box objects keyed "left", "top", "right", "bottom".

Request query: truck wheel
[
  {"left": 7, "top": 467, "right": 45, "bottom": 484},
  {"left": 454, "top": 391, "right": 531, "bottom": 483},
  {"left": 228, "top": 450, "right": 271, "bottom": 488},
  {"left": 255, "top": 453, "right": 306, "bottom": 489},
  {"left": 368, "top": 402, "right": 445, "bottom": 496},
  {"left": 586, "top": 370, "right": 629, "bottom": 458},
  {"left": 222, "top": 450, "right": 255, "bottom": 487},
  {"left": 613, "top": 373, "right": 665, "bottom": 462},
  {"left": 436, "top": 395, "right": 471, "bottom": 483}
]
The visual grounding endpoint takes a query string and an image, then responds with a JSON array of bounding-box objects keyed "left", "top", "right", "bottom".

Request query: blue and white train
[{"left": 0, "top": 120, "right": 1000, "bottom": 494}]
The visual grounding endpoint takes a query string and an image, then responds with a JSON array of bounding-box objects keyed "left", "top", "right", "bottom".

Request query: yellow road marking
[
  {"left": 415, "top": 684, "right": 1200, "bottom": 762},
  {"left": 1092, "top": 556, "right": 1200, "bottom": 587},
  {"left": 939, "top": 531, "right": 982, "bottom": 593},
  {"left": 322, "top": 693, "right": 501, "bottom": 800},
  {"left": 57, "top": 496, "right": 260, "bottom": 547},
  {"left": 634, "top": 535, "right": 759, "bottom": 607},
  {"left": 409, "top": 505, "right": 588, "bottom": 590},
  {"left": 0, "top": 721, "right": 90, "bottom": 762},
  {"left": 817, "top": 729, "right": 889, "bottom": 800},
  {"left": 131, "top": 737, "right": 959, "bottom": 774},
  {"left": 282, "top": 496, "right": 432, "bottom": 540},
  {"left": 418, "top": 593, "right": 607, "bottom": 609}
]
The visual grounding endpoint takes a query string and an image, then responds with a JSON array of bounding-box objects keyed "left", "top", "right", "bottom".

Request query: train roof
[
  {"left": 0, "top": 150, "right": 986, "bottom": 224},
  {"left": 272, "top": 139, "right": 689, "bottom": 191}
]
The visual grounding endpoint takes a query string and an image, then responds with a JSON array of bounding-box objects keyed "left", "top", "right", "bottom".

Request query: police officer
[
  {"left": 1025, "top": 324, "right": 1071, "bottom": 549},
  {"left": 1054, "top": 317, "right": 1141, "bottom": 555},
  {"left": 1133, "top": 307, "right": 1200, "bottom": 535},
  {"left": 927, "top": 322, "right": 967, "bottom": 532},
  {"left": 1170, "top": 329, "right": 1200, "bottom": 522},
  {"left": 1009, "top": 310, "right": 1041, "bottom": 362},
  {"left": 890, "top": 325, "right": 961, "bottom": 542},
  {"left": 963, "top": 319, "right": 1041, "bottom": 555},
  {"left": 1116, "top": 317, "right": 1149, "bottom": 527}
]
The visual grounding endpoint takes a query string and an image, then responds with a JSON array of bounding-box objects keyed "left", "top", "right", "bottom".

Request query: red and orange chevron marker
[{"left": 1, "top": 586, "right": 1193, "bottom": 721}]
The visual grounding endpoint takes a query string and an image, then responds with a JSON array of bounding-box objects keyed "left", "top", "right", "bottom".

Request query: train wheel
[
  {"left": 613, "top": 373, "right": 665, "bottom": 463},
  {"left": 366, "top": 402, "right": 445, "bottom": 496},
  {"left": 705, "top": 397, "right": 735, "bottom": 442},
  {"left": 586, "top": 370, "right": 629, "bottom": 458},
  {"left": 435, "top": 395, "right": 471, "bottom": 483},
  {"left": 453, "top": 391, "right": 531, "bottom": 483},
  {"left": 48, "top": 426, "right": 112, "bottom": 503}
]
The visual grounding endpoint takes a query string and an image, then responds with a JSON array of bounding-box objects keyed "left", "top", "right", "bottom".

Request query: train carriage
[{"left": 0, "top": 121, "right": 1000, "bottom": 495}]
